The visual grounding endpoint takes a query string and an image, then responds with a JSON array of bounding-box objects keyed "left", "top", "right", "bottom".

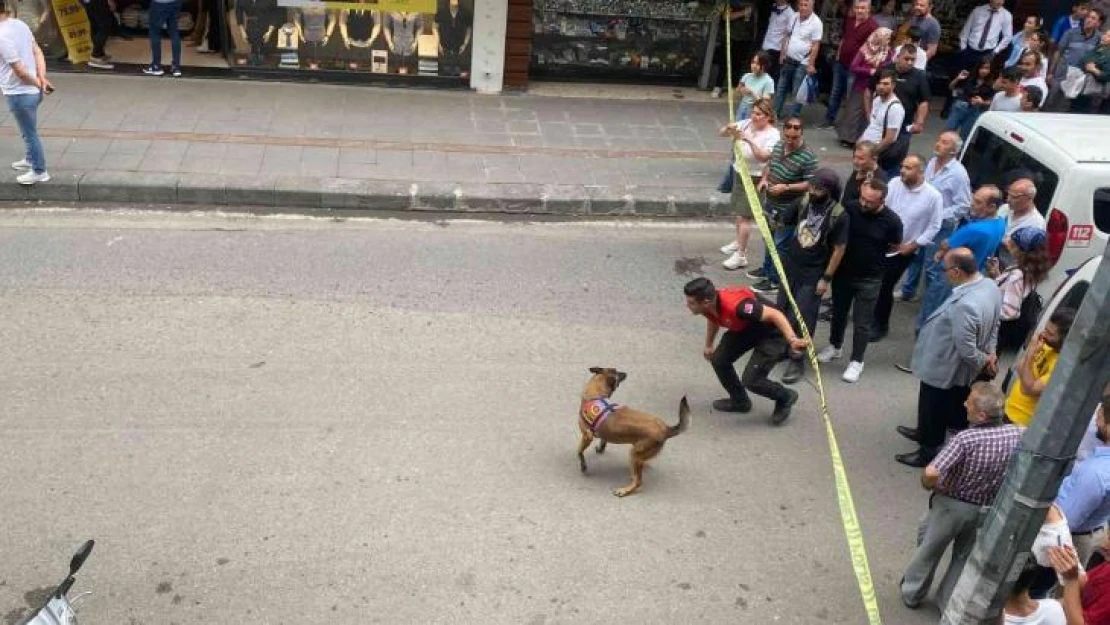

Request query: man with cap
[{"left": 775, "top": 168, "right": 850, "bottom": 385}]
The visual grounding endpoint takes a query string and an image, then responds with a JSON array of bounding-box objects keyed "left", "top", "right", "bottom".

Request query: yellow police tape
[{"left": 724, "top": 12, "right": 882, "bottom": 625}]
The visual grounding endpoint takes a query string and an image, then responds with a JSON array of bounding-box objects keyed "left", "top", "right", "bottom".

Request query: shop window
[{"left": 228, "top": 0, "right": 473, "bottom": 78}]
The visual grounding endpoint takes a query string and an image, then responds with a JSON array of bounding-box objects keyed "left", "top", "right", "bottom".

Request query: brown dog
[{"left": 578, "top": 367, "right": 690, "bottom": 497}]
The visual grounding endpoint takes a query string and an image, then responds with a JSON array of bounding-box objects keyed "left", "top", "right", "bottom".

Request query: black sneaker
[
  {"left": 751, "top": 279, "right": 779, "bottom": 294},
  {"left": 171, "top": 66, "right": 182, "bottom": 77},
  {"left": 143, "top": 65, "right": 164, "bottom": 76},
  {"left": 782, "top": 359, "right": 805, "bottom": 385},
  {"left": 819, "top": 308, "right": 834, "bottom": 322},
  {"left": 745, "top": 267, "right": 766, "bottom": 279},
  {"left": 771, "top": 388, "right": 799, "bottom": 425},
  {"left": 712, "top": 396, "right": 752, "bottom": 413}
]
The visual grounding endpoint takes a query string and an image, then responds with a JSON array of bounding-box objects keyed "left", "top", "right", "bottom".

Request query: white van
[{"left": 960, "top": 112, "right": 1110, "bottom": 296}]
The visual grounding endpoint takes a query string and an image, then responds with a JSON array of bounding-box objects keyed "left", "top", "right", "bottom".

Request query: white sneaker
[
  {"left": 16, "top": 170, "right": 50, "bottom": 185},
  {"left": 720, "top": 240, "right": 740, "bottom": 255},
  {"left": 842, "top": 361, "right": 865, "bottom": 383},
  {"left": 722, "top": 251, "right": 748, "bottom": 270},
  {"left": 712, "top": 87, "right": 722, "bottom": 98},
  {"left": 817, "top": 345, "right": 842, "bottom": 363},
  {"left": 11, "top": 158, "right": 31, "bottom": 170},
  {"left": 87, "top": 57, "right": 114, "bottom": 69}
]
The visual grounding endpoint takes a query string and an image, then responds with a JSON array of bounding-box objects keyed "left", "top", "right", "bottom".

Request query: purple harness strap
[{"left": 580, "top": 398, "right": 620, "bottom": 434}]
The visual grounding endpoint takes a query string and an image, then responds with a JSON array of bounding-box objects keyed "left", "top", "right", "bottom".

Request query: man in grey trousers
[
  {"left": 894, "top": 246, "right": 1001, "bottom": 467},
  {"left": 899, "top": 382, "right": 1021, "bottom": 611}
]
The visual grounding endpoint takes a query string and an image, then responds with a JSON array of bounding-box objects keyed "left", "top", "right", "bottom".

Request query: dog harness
[{"left": 580, "top": 398, "right": 620, "bottom": 434}]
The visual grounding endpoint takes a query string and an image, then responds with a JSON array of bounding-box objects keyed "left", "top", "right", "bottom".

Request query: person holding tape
[
  {"left": 746, "top": 115, "right": 818, "bottom": 294},
  {"left": 684, "top": 277, "right": 807, "bottom": 425},
  {"left": 774, "top": 168, "right": 849, "bottom": 386}
]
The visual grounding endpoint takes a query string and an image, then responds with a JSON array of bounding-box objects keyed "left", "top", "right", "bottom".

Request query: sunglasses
[{"left": 784, "top": 123, "right": 802, "bottom": 130}]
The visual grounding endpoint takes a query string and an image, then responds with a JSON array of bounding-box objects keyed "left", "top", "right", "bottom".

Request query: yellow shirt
[{"left": 1005, "top": 344, "right": 1059, "bottom": 427}]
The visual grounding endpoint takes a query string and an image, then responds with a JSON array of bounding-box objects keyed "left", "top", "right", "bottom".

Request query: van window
[
  {"left": 963, "top": 127, "right": 1059, "bottom": 215},
  {"left": 1095, "top": 188, "right": 1110, "bottom": 233},
  {"left": 1057, "top": 280, "right": 1090, "bottom": 314}
]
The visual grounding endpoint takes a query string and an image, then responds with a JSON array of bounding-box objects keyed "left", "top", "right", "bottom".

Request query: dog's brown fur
[{"left": 578, "top": 367, "right": 690, "bottom": 497}]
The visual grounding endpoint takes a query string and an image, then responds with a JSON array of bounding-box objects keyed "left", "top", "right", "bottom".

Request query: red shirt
[
  {"left": 838, "top": 16, "right": 878, "bottom": 66},
  {"left": 705, "top": 287, "right": 763, "bottom": 333},
  {"left": 1084, "top": 562, "right": 1110, "bottom": 625}
]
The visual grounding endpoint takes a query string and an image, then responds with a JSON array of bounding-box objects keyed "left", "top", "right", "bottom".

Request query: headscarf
[
  {"left": 861, "top": 27, "right": 893, "bottom": 68},
  {"left": 1010, "top": 227, "right": 1047, "bottom": 252}
]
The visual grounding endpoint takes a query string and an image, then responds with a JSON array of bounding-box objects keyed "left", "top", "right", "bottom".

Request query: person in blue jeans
[
  {"left": 772, "top": 0, "right": 822, "bottom": 119},
  {"left": 945, "top": 56, "right": 996, "bottom": 140},
  {"left": 145, "top": 0, "right": 184, "bottom": 76},
  {"left": 917, "top": 185, "right": 1006, "bottom": 325},
  {"left": 0, "top": 8, "right": 52, "bottom": 185}
]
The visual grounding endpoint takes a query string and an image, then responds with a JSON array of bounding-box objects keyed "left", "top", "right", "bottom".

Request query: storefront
[
  {"left": 18, "top": 0, "right": 511, "bottom": 91},
  {"left": 528, "top": 0, "right": 764, "bottom": 85}
]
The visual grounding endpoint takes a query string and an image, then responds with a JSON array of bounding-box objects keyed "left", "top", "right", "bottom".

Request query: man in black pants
[
  {"left": 684, "top": 277, "right": 808, "bottom": 425},
  {"left": 81, "top": 0, "right": 115, "bottom": 69},
  {"left": 775, "top": 168, "right": 850, "bottom": 385},
  {"left": 817, "top": 178, "right": 903, "bottom": 383}
]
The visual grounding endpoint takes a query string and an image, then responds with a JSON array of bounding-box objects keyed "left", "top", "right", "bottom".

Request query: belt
[{"left": 1073, "top": 525, "right": 1108, "bottom": 537}]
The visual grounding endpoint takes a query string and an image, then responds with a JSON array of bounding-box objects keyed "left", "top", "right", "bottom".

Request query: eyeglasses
[{"left": 784, "top": 123, "right": 802, "bottom": 130}]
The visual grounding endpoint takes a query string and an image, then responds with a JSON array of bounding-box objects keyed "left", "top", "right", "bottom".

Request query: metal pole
[{"left": 942, "top": 243, "right": 1110, "bottom": 624}]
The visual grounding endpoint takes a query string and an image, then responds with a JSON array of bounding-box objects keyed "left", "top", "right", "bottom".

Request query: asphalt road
[{"left": 0, "top": 209, "right": 940, "bottom": 625}]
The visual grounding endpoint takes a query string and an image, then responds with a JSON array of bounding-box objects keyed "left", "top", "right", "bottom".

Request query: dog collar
[{"left": 580, "top": 398, "right": 620, "bottom": 434}]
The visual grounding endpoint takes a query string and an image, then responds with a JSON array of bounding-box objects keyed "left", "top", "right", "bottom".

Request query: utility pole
[{"left": 943, "top": 243, "right": 1110, "bottom": 624}]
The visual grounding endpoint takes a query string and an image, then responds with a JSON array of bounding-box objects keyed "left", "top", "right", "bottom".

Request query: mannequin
[
  {"left": 295, "top": 0, "right": 334, "bottom": 70},
  {"left": 384, "top": 11, "right": 423, "bottom": 74},
  {"left": 433, "top": 0, "right": 471, "bottom": 77},
  {"left": 236, "top": 0, "right": 278, "bottom": 66},
  {"left": 339, "top": 3, "right": 379, "bottom": 70}
]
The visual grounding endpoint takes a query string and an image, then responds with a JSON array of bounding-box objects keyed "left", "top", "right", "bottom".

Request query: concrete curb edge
[{"left": 0, "top": 171, "right": 732, "bottom": 217}]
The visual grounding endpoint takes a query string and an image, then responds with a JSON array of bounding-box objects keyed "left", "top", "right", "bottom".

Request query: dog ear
[
  {"left": 589, "top": 367, "right": 603, "bottom": 375},
  {"left": 616, "top": 371, "right": 628, "bottom": 383}
]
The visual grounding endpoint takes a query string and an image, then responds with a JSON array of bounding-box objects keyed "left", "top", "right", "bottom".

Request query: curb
[{"left": 0, "top": 171, "right": 734, "bottom": 218}]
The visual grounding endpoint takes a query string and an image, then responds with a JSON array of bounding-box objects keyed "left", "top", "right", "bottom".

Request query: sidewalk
[{"left": 0, "top": 75, "right": 941, "bottom": 215}]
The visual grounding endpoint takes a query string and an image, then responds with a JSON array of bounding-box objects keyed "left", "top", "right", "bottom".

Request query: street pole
[{"left": 943, "top": 243, "right": 1110, "bottom": 624}]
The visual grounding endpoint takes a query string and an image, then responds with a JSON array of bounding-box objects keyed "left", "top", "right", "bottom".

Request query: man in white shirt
[
  {"left": 760, "top": 0, "right": 795, "bottom": 79},
  {"left": 999, "top": 178, "right": 1047, "bottom": 235},
  {"left": 872, "top": 154, "right": 944, "bottom": 341},
  {"left": 946, "top": 0, "right": 1013, "bottom": 116},
  {"left": 772, "top": 0, "right": 822, "bottom": 120},
  {"left": 0, "top": 2, "right": 51, "bottom": 185},
  {"left": 860, "top": 69, "right": 904, "bottom": 161}
]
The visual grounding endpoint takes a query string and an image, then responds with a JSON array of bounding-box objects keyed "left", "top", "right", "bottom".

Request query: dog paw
[
  {"left": 579, "top": 458, "right": 588, "bottom": 473},
  {"left": 595, "top": 441, "right": 606, "bottom": 454},
  {"left": 613, "top": 487, "right": 635, "bottom": 497}
]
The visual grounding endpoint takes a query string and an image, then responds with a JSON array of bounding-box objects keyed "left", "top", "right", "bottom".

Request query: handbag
[{"left": 1061, "top": 66, "right": 1090, "bottom": 99}]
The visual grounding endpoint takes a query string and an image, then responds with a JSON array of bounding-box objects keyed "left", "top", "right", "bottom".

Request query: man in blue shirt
[
  {"left": 1052, "top": 2, "right": 1091, "bottom": 43},
  {"left": 1056, "top": 382, "right": 1110, "bottom": 567},
  {"left": 898, "top": 183, "right": 1006, "bottom": 374},
  {"left": 913, "top": 131, "right": 974, "bottom": 333}
]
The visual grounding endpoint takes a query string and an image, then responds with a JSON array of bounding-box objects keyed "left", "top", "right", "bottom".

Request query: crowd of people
[{"left": 699, "top": 1, "right": 1110, "bottom": 620}]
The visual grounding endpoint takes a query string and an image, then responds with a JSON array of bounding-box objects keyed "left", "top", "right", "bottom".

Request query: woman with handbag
[
  {"left": 986, "top": 227, "right": 1051, "bottom": 353},
  {"left": 835, "top": 27, "right": 892, "bottom": 147}
]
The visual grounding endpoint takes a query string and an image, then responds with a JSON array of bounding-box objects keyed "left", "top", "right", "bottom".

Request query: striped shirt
[
  {"left": 764, "top": 141, "right": 817, "bottom": 213},
  {"left": 933, "top": 422, "right": 1022, "bottom": 506}
]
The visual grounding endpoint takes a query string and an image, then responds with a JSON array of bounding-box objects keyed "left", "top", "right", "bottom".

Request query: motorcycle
[{"left": 20, "top": 540, "right": 95, "bottom": 625}]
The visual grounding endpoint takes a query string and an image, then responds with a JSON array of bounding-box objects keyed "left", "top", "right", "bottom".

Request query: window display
[
  {"left": 227, "top": 0, "right": 472, "bottom": 79},
  {"left": 531, "top": 0, "right": 717, "bottom": 80}
]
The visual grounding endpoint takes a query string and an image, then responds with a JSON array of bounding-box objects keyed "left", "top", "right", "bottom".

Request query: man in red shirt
[
  {"left": 1048, "top": 541, "right": 1110, "bottom": 624},
  {"left": 684, "top": 277, "right": 809, "bottom": 425},
  {"left": 820, "top": 0, "right": 878, "bottom": 129}
]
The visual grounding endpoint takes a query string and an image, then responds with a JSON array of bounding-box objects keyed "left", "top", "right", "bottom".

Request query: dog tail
[{"left": 666, "top": 396, "right": 691, "bottom": 439}]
